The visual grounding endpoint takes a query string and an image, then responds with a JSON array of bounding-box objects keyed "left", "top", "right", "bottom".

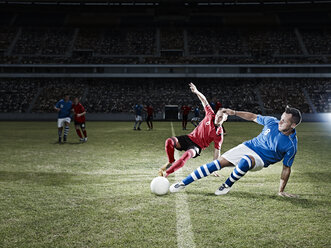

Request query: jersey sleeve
[
  {"left": 256, "top": 115, "right": 278, "bottom": 126},
  {"left": 283, "top": 147, "right": 296, "bottom": 167},
  {"left": 55, "top": 101, "right": 61, "bottom": 108},
  {"left": 204, "top": 104, "right": 214, "bottom": 116},
  {"left": 80, "top": 104, "right": 85, "bottom": 112}
]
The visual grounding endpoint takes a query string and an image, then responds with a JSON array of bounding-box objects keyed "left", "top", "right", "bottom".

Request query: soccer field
[{"left": 0, "top": 121, "right": 330, "bottom": 248}]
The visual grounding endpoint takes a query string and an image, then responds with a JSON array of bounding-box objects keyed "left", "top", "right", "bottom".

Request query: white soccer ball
[{"left": 150, "top": 176, "right": 170, "bottom": 195}]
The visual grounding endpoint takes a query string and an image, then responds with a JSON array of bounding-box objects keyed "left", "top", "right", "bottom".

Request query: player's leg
[
  {"left": 137, "top": 116, "right": 142, "bottom": 130},
  {"left": 57, "top": 118, "right": 63, "bottom": 143},
  {"left": 81, "top": 123, "right": 87, "bottom": 142},
  {"left": 58, "top": 127, "right": 63, "bottom": 143},
  {"left": 165, "top": 148, "right": 196, "bottom": 177},
  {"left": 63, "top": 121, "right": 70, "bottom": 142},
  {"left": 159, "top": 137, "right": 180, "bottom": 176},
  {"left": 75, "top": 124, "right": 84, "bottom": 141},
  {"left": 169, "top": 157, "right": 233, "bottom": 192},
  {"left": 150, "top": 117, "right": 153, "bottom": 130},
  {"left": 146, "top": 117, "right": 151, "bottom": 130},
  {"left": 215, "top": 155, "right": 255, "bottom": 195}
]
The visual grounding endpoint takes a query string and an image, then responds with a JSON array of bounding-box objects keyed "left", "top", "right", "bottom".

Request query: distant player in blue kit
[
  {"left": 54, "top": 94, "right": 72, "bottom": 143},
  {"left": 133, "top": 104, "right": 143, "bottom": 131},
  {"left": 191, "top": 106, "right": 201, "bottom": 127},
  {"left": 170, "top": 106, "right": 302, "bottom": 198}
]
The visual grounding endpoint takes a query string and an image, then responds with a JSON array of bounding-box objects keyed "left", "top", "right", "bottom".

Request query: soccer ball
[{"left": 150, "top": 176, "right": 170, "bottom": 195}]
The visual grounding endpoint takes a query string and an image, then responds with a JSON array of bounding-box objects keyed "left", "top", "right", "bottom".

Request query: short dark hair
[{"left": 285, "top": 106, "right": 302, "bottom": 125}]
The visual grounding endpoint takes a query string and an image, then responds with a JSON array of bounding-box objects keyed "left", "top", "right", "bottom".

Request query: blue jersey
[
  {"left": 194, "top": 107, "right": 200, "bottom": 117},
  {"left": 243, "top": 115, "right": 298, "bottom": 167},
  {"left": 55, "top": 99, "right": 72, "bottom": 118},
  {"left": 134, "top": 104, "right": 143, "bottom": 116}
]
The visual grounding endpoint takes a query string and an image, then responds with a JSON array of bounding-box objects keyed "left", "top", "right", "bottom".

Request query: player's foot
[
  {"left": 58, "top": 137, "right": 62, "bottom": 143},
  {"left": 170, "top": 182, "right": 186, "bottom": 193},
  {"left": 133, "top": 127, "right": 136, "bottom": 130},
  {"left": 137, "top": 127, "right": 141, "bottom": 131},
  {"left": 84, "top": 137, "right": 88, "bottom": 142},
  {"left": 80, "top": 138, "right": 85, "bottom": 142},
  {"left": 63, "top": 136, "right": 67, "bottom": 143},
  {"left": 158, "top": 162, "right": 173, "bottom": 176},
  {"left": 215, "top": 183, "right": 231, "bottom": 196}
]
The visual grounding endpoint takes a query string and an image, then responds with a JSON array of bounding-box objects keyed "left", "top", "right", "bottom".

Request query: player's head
[
  {"left": 215, "top": 108, "right": 228, "bottom": 126},
  {"left": 278, "top": 106, "right": 302, "bottom": 132},
  {"left": 74, "top": 97, "right": 80, "bottom": 104},
  {"left": 64, "top": 94, "right": 70, "bottom": 102}
]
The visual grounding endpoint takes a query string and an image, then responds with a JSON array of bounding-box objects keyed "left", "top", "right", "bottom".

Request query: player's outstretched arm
[
  {"left": 221, "top": 108, "right": 257, "bottom": 122},
  {"left": 278, "top": 165, "right": 298, "bottom": 198},
  {"left": 189, "top": 82, "right": 209, "bottom": 108}
]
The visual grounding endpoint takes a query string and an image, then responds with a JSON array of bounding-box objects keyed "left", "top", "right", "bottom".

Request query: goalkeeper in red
[{"left": 159, "top": 83, "right": 228, "bottom": 177}]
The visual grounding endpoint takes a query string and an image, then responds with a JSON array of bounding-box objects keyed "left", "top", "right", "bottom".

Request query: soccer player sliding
[
  {"left": 170, "top": 106, "right": 301, "bottom": 198},
  {"left": 159, "top": 83, "right": 228, "bottom": 177}
]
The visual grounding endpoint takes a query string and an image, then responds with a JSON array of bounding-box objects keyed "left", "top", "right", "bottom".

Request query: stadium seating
[{"left": 0, "top": 78, "right": 329, "bottom": 114}]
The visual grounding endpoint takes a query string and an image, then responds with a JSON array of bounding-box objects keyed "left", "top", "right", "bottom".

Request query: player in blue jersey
[
  {"left": 170, "top": 106, "right": 302, "bottom": 198},
  {"left": 54, "top": 94, "right": 72, "bottom": 143},
  {"left": 191, "top": 106, "right": 201, "bottom": 127},
  {"left": 133, "top": 104, "right": 143, "bottom": 131}
]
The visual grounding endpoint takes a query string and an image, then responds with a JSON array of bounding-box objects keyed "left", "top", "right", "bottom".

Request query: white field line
[{"left": 171, "top": 122, "right": 196, "bottom": 248}]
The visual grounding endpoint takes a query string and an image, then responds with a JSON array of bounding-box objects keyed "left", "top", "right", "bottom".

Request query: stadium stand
[{"left": 0, "top": 78, "right": 329, "bottom": 114}]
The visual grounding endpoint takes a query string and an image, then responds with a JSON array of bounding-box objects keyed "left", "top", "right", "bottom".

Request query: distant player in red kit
[
  {"left": 159, "top": 83, "right": 228, "bottom": 177},
  {"left": 181, "top": 104, "right": 191, "bottom": 130},
  {"left": 145, "top": 104, "right": 154, "bottom": 130},
  {"left": 73, "top": 97, "right": 88, "bottom": 142}
]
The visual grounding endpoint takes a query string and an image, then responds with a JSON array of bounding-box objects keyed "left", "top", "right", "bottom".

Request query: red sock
[
  {"left": 76, "top": 129, "right": 83, "bottom": 138},
  {"left": 166, "top": 149, "right": 194, "bottom": 176},
  {"left": 165, "top": 138, "right": 176, "bottom": 164},
  {"left": 83, "top": 130, "right": 87, "bottom": 137}
]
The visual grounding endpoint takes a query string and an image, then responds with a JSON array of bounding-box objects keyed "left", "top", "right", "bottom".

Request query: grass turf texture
[{"left": 0, "top": 121, "right": 330, "bottom": 248}]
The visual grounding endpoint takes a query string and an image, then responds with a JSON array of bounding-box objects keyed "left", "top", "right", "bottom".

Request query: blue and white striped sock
[
  {"left": 225, "top": 155, "right": 252, "bottom": 187},
  {"left": 64, "top": 126, "right": 69, "bottom": 137},
  {"left": 182, "top": 160, "right": 221, "bottom": 186}
]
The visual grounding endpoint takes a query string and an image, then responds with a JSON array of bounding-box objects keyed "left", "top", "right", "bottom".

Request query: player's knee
[{"left": 238, "top": 155, "right": 255, "bottom": 171}]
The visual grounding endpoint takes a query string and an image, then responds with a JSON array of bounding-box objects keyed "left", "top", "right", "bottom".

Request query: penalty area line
[{"left": 171, "top": 122, "right": 196, "bottom": 248}]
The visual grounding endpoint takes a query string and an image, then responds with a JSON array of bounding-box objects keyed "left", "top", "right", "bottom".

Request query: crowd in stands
[
  {"left": 0, "top": 79, "right": 38, "bottom": 112},
  {"left": 0, "top": 27, "right": 331, "bottom": 64},
  {"left": 0, "top": 78, "right": 329, "bottom": 114}
]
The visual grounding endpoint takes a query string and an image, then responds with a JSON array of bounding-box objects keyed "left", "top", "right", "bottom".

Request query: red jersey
[
  {"left": 73, "top": 102, "right": 86, "bottom": 123},
  {"left": 147, "top": 106, "right": 154, "bottom": 116},
  {"left": 215, "top": 101, "right": 222, "bottom": 112},
  {"left": 188, "top": 105, "right": 223, "bottom": 150},
  {"left": 181, "top": 105, "right": 191, "bottom": 115}
]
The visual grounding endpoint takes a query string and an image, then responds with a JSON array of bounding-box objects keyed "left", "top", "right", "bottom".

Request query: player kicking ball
[
  {"left": 170, "top": 106, "right": 301, "bottom": 198},
  {"left": 73, "top": 97, "right": 88, "bottom": 142},
  {"left": 54, "top": 94, "right": 72, "bottom": 143},
  {"left": 159, "top": 83, "right": 228, "bottom": 177}
]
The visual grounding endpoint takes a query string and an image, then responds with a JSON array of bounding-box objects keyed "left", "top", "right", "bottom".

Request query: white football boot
[
  {"left": 169, "top": 182, "right": 186, "bottom": 193},
  {"left": 215, "top": 183, "right": 231, "bottom": 196}
]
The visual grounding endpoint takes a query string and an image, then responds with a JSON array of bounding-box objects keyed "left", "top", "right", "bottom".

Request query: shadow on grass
[
  {"left": 0, "top": 171, "right": 109, "bottom": 186},
  {"left": 50, "top": 141, "right": 81, "bottom": 145}
]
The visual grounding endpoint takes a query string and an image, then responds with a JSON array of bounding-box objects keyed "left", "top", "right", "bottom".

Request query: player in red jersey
[
  {"left": 158, "top": 83, "right": 228, "bottom": 177},
  {"left": 73, "top": 97, "right": 87, "bottom": 142},
  {"left": 145, "top": 104, "right": 154, "bottom": 130},
  {"left": 181, "top": 104, "right": 191, "bottom": 130}
]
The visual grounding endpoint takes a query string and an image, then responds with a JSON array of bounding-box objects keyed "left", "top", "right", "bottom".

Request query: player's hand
[
  {"left": 278, "top": 192, "right": 299, "bottom": 198},
  {"left": 77, "top": 113, "right": 82, "bottom": 117},
  {"left": 189, "top": 82, "right": 198, "bottom": 94},
  {"left": 221, "top": 108, "right": 236, "bottom": 116},
  {"left": 212, "top": 172, "right": 220, "bottom": 177}
]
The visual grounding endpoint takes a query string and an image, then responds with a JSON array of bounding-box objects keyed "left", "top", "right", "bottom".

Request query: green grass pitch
[{"left": 0, "top": 121, "right": 330, "bottom": 248}]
